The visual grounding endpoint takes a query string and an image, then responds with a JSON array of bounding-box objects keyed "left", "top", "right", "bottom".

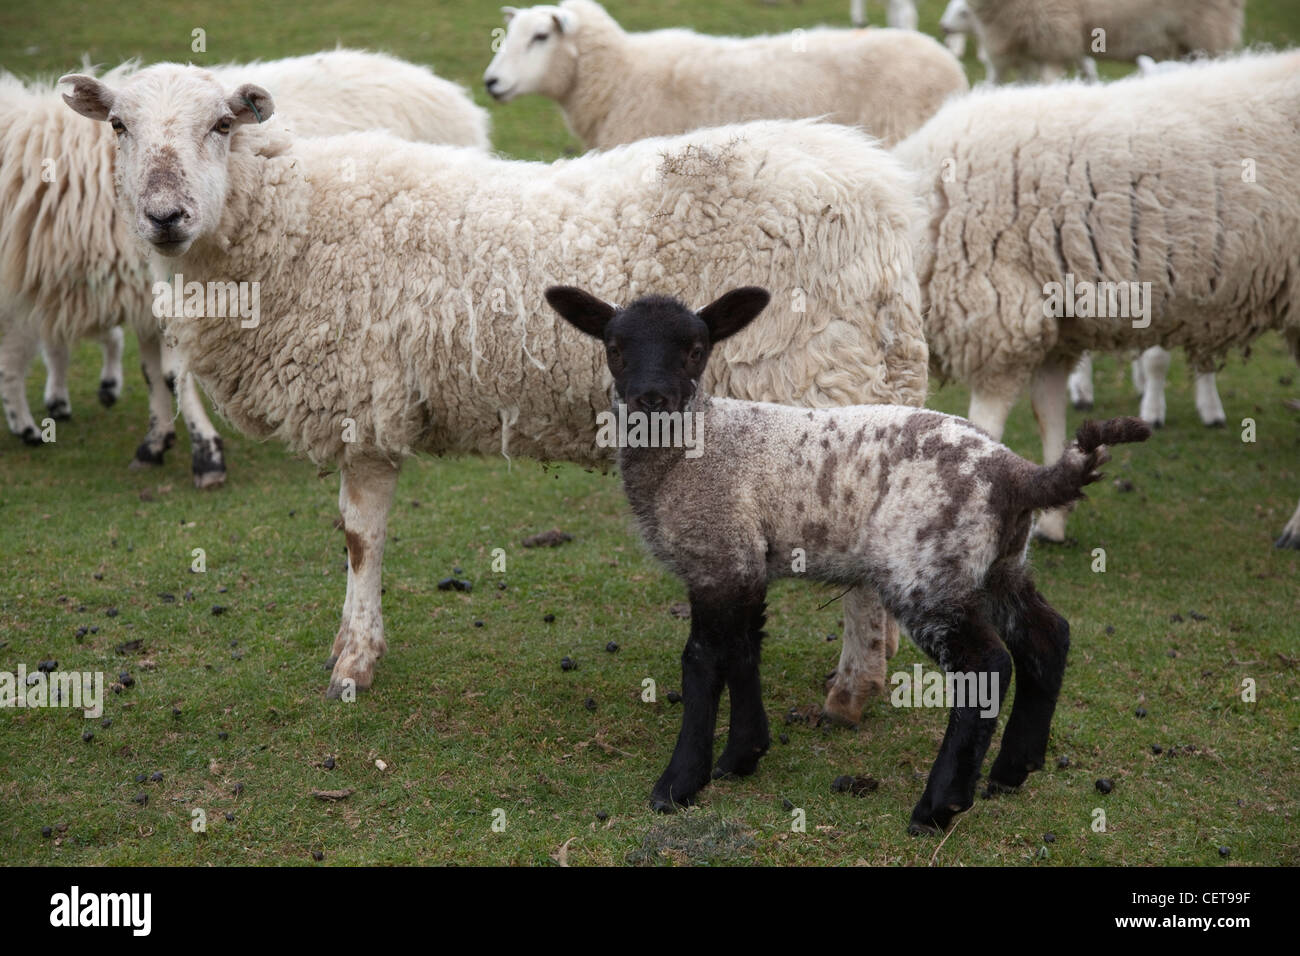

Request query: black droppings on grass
[
  {"left": 41, "top": 826, "right": 52, "bottom": 838},
  {"left": 218, "top": 587, "right": 228, "bottom": 594},
  {"left": 89, "top": 626, "right": 98, "bottom": 634},
  {"left": 118, "top": 672, "right": 134, "bottom": 688},
  {"left": 1135, "top": 706, "right": 1148, "bottom": 718},
  {"left": 75, "top": 626, "right": 88, "bottom": 639},
  {"left": 93, "top": 572, "right": 103, "bottom": 580},
  {"left": 232, "top": 783, "right": 244, "bottom": 796},
  {"left": 132, "top": 793, "right": 148, "bottom": 806},
  {"left": 211, "top": 606, "right": 227, "bottom": 616},
  {"left": 323, "top": 756, "right": 335, "bottom": 770},
  {"left": 135, "top": 773, "right": 147, "bottom": 784},
  {"left": 81, "top": 730, "right": 93, "bottom": 743},
  {"left": 1169, "top": 613, "right": 1184, "bottom": 623},
  {"left": 453, "top": 567, "right": 463, "bottom": 575},
  {"left": 779, "top": 734, "right": 789, "bottom": 745},
  {"left": 217, "top": 731, "right": 228, "bottom": 741},
  {"left": 184, "top": 590, "right": 194, "bottom": 602},
  {"left": 781, "top": 798, "right": 794, "bottom": 811},
  {"left": 595, "top": 810, "right": 608, "bottom": 821},
  {"left": 1189, "top": 610, "right": 1208, "bottom": 621},
  {"left": 115, "top": 639, "right": 143, "bottom": 654},
  {"left": 37, "top": 660, "right": 57, "bottom": 673},
  {"left": 1113, "top": 478, "right": 1134, "bottom": 493},
  {"left": 665, "top": 691, "right": 682, "bottom": 704},
  {"left": 1057, "top": 756, "right": 1070, "bottom": 769},
  {"left": 105, "top": 607, "right": 119, "bottom": 618},
  {"left": 100, "top": 718, "right": 111, "bottom": 728},
  {"left": 150, "top": 771, "right": 163, "bottom": 782},
  {"left": 1105, "top": 625, "right": 1115, "bottom": 636},
  {"left": 522, "top": 529, "right": 573, "bottom": 548},
  {"left": 1152, "top": 744, "right": 1163, "bottom": 754},
  {"left": 1043, "top": 832, "right": 1056, "bottom": 844},
  {"left": 583, "top": 697, "right": 597, "bottom": 712},
  {"left": 560, "top": 657, "right": 576, "bottom": 672},
  {"left": 437, "top": 578, "right": 472, "bottom": 592},
  {"left": 496, "top": 581, "right": 507, "bottom": 590},
  {"left": 158, "top": 593, "right": 176, "bottom": 603},
  {"left": 171, "top": 706, "right": 182, "bottom": 718},
  {"left": 825, "top": 633, "right": 837, "bottom": 642},
  {"left": 605, "top": 641, "right": 619, "bottom": 653},
  {"left": 1218, "top": 846, "right": 1231, "bottom": 858},
  {"left": 1096, "top": 778, "right": 1114, "bottom": 794},
  {"left": 543, "top": 613, "right": 556, "bottom": 623},
  {"left": 473, "top": 620, "right": 484, "bottom": 628},
  {"left": 1167, "top": 648, "right": 1179, "bottom": 658},
  {"left": 311, "top": 849, "right": 324, "bottom": 861},
  {"left": 225, "top": 812, "right": 235, "bottom": 822}
]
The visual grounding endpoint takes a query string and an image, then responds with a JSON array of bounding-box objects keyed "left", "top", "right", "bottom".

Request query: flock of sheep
[{"left": 2, "top": 0, "right": 1297, "bottom": 832}]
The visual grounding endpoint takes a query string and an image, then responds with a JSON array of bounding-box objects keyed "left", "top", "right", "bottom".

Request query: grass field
[{"left": 0, "top": 0, "right": 1297, "bottom": 866}]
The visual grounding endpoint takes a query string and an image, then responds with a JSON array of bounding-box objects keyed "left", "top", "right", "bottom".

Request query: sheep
[
  {"left": 1066, "top": 55, "right": 1225, "bottom": 429},
  {"left": 482, "top": 0, "right": 967, "bottom": 150},
  {"left": 1, "top": 50, "right": 489, "bottom": 484},
  {"left": 892, "top": 50, "right": 1300, "bottom": 546},
  {"left": 965, "top": 0, "right": 1244, "bottom": 83},
  {"left": 545, "top": 283, "right": 1150, "bottom": 826},
  {"left": 851, "top": 0, "right": 917, "bottom": 31},
  {"left": 938, "top": 0, "right": 988, "bottom": 64},
  {"left": 59, "top": 63, "right": 931, "bottom": 701}
]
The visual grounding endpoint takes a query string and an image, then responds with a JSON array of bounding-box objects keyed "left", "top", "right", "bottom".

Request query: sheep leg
[
  {"left": 326, "top": 457, "right": 400, "bottom": 699},
  {"left": 131, "top": 327, "right": 178, "bottom": 468},
  {"left": 823, "top": 585, "right": 895, "bottom": 725},
  {"left": 0, "top": 314, "right": 43, "bottom": 444},
  {"left": 1067, "top": 353, "right": 1094, "bottom": 410},
  {"left": 156, "top": 336, "right": 226, "bottom": 488},
  {"left": 944, "top": 33, "right": 967, "bottom": 58},
  {"left": 651, "top": 595, "right": 739, "bottom": 811},
  {"left": 907, "top": 616, "right": 1011, "bottom": 835},
  {"left": 985, "top": 581, "right": 1069, "bottom": 794},
  {"left": 850, "top": 0, "right": 866, "bottom": 28},
  {"left": 1030, "top": 360, "right": 1070, "bottom": 542},
  {"left": 1276, "top": 498, "right": 1300, "bottom": 550},
  {"left": 1194, "top": 369, "right": 1225, "bottom": 427},
  {"left": 1136, "top": 346, "right": 1171, "bottom": 427},
  {"left": 40, "top": 337, "right": 73, "bottom": 420},
  {"left": 97, "top": 326, "right": 125, "bottom": 407},
  {"left": 713, "top": 594, "right": 771, "bottom": 780},
  {"left": 967, "top": 383, "right": 1021, "bottom": 442}
]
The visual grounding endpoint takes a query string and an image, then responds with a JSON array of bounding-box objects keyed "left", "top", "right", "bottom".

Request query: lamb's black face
[
  {"left": 544, "top": 285, "right": 772, "bottom": 414},
  {"left": 603, "top": 297, "right": 710, "bottom": 415}
]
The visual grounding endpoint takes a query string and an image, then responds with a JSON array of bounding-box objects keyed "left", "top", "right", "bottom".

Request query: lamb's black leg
[
  {"left": 908, "top": 615, "right": 1011, "bottom": 835},
  {"left": 986, "top": 583, "right": 1070, "bottom": 794},
  {"left": 713, "top": 594, "right": 770, "bottom": 780},
  {"left": 651, "top": 596, "right": 741, "bottom": 811}
]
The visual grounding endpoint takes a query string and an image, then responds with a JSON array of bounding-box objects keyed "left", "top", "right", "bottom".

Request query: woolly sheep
[
  {"left": 1, "top": 50, "right": 489, "bottom": 484},
  {"left": 482, "top": 0, "right": 967, "bottom": 150},
  {"left": 938, "top": 0, "right": 986, "bottom": 63},
  {"left": 1066, "top": 55, "right": 1225, "bottom": 430},
  {"left": 851, "top": 0, "right": 917, "bottom": 31},
  {"left": 965, "top": 0, "right": 1244, "bottom": 83},
  {"left": 892, "top": 51, "right": 1300, "bottom": 546},
  {"left": 545, "top": 284, "right": 1150, "bottom": 826},
  {"left": 61, "top": 63, "right": 930, "bottom": 700}
]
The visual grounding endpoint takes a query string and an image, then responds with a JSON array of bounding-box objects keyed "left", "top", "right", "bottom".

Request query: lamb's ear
[
  {"left": 227, "top": 84, "right": 274, "bottom": 126},
  {"left": 545, "top": 286, "right": 616, "bottom": 339},
  {"left": 59, "top": 74, "right": 114, "bottom": 121},
  {"left": 502, "top": 5, "right": 519, "bottom": 22},
  {"left": 552, "top": 7, "right": 577, "bottom": 33},
  {"left": 697, "top": 287, "right": 770, "bottom": 343}
]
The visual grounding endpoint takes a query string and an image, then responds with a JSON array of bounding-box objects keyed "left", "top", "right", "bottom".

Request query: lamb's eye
[
  {"left": 530, "top": 32, "right": 549, "bottom": 45},
  {"left": 606, "top": 344, "right": 621, "bottom": 361},
  {"left": 689, "top": 346, "right": 704, "bottom": 363},
  {"left": 110, "top": 118, "right": 126, "bottom": 135},
  {"left": 213, "top": 118, "right": 232, "bottom": 135}
]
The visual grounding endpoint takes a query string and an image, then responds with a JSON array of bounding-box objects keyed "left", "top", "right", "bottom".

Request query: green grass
[{"left": 1, "top": 0, "right": 1298, "bottom": 866}]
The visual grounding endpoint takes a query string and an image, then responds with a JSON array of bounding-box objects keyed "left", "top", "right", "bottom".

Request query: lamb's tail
[{"left": 1019, "top": 417, "right": 1152, "bottom": 512}]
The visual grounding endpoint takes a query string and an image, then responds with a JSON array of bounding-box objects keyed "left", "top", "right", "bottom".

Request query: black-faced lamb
[{"left": 545, "top": 284, "right": 1151, "bottom": 831}]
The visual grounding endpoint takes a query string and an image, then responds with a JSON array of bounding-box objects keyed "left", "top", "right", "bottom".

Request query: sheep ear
[
  {"left": 697, "top": 287, "right": 770, "bottom": 343},
  {"left": 60, "top": 74, "right": 114, "bottom": 121},
  {"left": 545, "top": 286, "right": 616, "bottom": 339},
  {"left": 227, "top": 84, "right": 275, "bottom": 125},
  {"left": 502, "top": 5, "right": 518, "bottom": 22},
  {"left": 552, "top": 8, "right": 577, "bottom": 33}
]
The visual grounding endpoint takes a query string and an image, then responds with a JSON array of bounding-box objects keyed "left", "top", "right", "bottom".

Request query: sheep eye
[
  {"left": 213, "top": 118, "right": 233, "bottom": 135},
  {"left": 530, "top": 32, "right": 549, "bottom": 44},
  {"left": 110, "top": 118, "right": 126, "bottom": 135},
  {"left": 689, "top": 346, "right": 704, "bottom": 362}
]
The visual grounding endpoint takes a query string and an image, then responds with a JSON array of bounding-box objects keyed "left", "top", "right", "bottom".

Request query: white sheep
[
  {"left": 483, "top": 0, "right": 967, "bottom": 150},
  {"left": 1, "top": 50, "right": 489, "bottom": 484},
  {"left": 965, "top": 0, "right": 1244, "bottom": 83},
  {"left": 937, "top": 0, "right": 986, "bottom": 63},
  {"left": 851, "top": 0, "right": 917, "bottom": 31},
  {"left": 61, "top": 63, "right": 930, "bottom": 702},
  {"left": 893, "top": 50, "right": 1300, "bottom": 546},
  {"left": 1066, "top": 54, "right": 1226, "bottom": 429},
  {"left": 544, "top": 284, "right": 1150, "bottom": 824}
]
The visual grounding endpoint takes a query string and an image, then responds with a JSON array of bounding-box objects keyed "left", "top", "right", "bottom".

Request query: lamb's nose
[
  {"left": 484, "top": 76, "right": 500, "bottom": 93},
  {"left": 636, "top": 392, "right": 666, "bottom": 412},
  {"left": 146, "top": 208, "right": 186, "bottom": 229}
]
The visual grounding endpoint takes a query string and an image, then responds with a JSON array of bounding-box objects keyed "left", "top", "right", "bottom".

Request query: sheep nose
[
  {"left": 146, "top": 208, "right": 186, "bottom": 229},
  {"left": 484, "top": 76, "right": 500, "bottom": 93},
  {"left": 635, "top": 392, "right": 666, "bottom": 412}
]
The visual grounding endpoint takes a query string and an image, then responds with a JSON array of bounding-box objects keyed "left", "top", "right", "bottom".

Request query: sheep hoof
[
  {"left": 324, "top": 675, "right": 370, "bottom": 700},
  {"left": 45, "top": 399, "right": 71, "bottom": 420},
  {"left": 1275, "top": 530, "right": 1300, "bottom": 550},
  {"left": 324, "top": 655, "right": 338, "bottom": 670},
  {"left": 1203, "top": 418, "right": 1226, "bottom": 428},
  {"left": 132, "top": 439, "right": 171, "bottom": 467},
  {"left": 20, "top": 427, "right": 42, "bottom": 446},
  {"left": 98, "top": 381, "right": 119, "bottom": 407},
  {"left": 907, "top": 821, "right": 942, "bottom": 836},
  {"left": 712, "top": 741, "right": 770, "bottom": 780},
  {"left": 1071, "top": 399, "right": 1094, "bottom": 412},
  {"left": 193, "top": 468, "right": 227, "bottom": 490}
]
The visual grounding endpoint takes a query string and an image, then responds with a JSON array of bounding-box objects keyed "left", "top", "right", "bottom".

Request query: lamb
[
  {"left": 482, "top": 0, "right": 967, "bottom": 150},
  {"left": 60, "top": 63, "right": 931, "bottom": 702},
  {"left": 851, "top": 0, "right": 917, "bottom": 31},
  {"left": 1, "top": 50, "right": 489, "bottom": 484},
  {"left": 938, "top": 0, "right": 986, "bottom": 64},
  {"left": 892, "top": 51, "right": 1300, "bottom": 546},
  {"left": 545, "top": 283, "right": 1150, "bottom": 828},
  {"left": 965, "top": 0, "right": 1244, "bottom": 83}
]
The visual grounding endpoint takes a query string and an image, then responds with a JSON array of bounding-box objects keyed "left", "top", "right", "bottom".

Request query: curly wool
[
  {"left": 166, "top": 118, "right": 929, "bottom": 467},
  {"left": 507, "top": 0, "right": 966, "bottom": 149},
  {"left": 892, "top": 50, "right": 1300, "bottom": 396},
  {"left": 0, "top": 51, "right": 488, "bottom": 349}
]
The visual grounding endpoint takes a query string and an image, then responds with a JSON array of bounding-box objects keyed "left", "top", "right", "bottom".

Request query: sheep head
[
  {"left": 60, "top": 65, "right": 273, "bottom": 257},
  {"left": 484, "top": 3, "right": 580, "bottom": 102},
  {"left": 545, "top": 287, "right": 769, "bottom": 415}
]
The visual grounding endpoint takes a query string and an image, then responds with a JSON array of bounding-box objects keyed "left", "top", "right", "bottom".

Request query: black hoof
[
  {"left": 132, "top": 442, "right": 166, "bottom": 466},
  {"left": 21, "top": 427, "right": 42, "bottom": 446},
  {"left": 1275, "top": 531, "right": 1300, "bottom": 550},
  {"left": 1071, "top": 400, "right": 1094, "bottom": 412},
  {"left": 712, "top": 740, "right": 769, "bottom": 780},
  {"left": 650, "top": 791, "right": 694, "bottom": 813},
  {"left": 98, "top": 381, "right": 118, "bottom": 407},
  {"left": 45, "top": 400, "right": 71, "bottom": 421},
  {"left": 1204, "top": 419, "right": 1226, "bottom": 429},
  {"left": 907, "top": 820, "right": 942, "bottom": 836}
]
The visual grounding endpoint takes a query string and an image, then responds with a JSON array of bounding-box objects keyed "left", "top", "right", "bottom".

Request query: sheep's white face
[
  {"left": 939, "top": 0, "right": 975, "bottom": 35},
  {"left": 483, "top": 5, "right": 579, "bottom": 102},
  {"left": 60, "top": 65, "right": 273, "bottom": 257}
]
